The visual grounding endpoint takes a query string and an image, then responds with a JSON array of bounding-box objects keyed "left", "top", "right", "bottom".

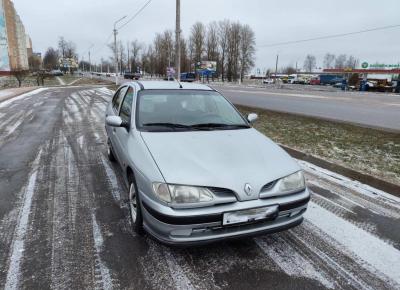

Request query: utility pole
[
  {"left": 275, "top": 54, "right": 279, "bottom": 83},
  {"left": 88, "top": 44, "right": 94, "bottom": 77},
  {"left": 175, "top": 0, "right": 181, "bottom": 81},
  {"left": 89, "top": 51, "right": 91, "bottom": 78},
  {"left": 127, "top": 41, "right": 130, "bottom": 72},
  {"left": 113, "top": 16, "right": 127, "bottom": 85}
]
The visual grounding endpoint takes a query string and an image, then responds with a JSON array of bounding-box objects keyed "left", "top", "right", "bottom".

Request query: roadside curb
[
  {"left": 0, "top": 87, "right": 39, "bottom": 103},
  {"left": 280, "top": 144, "right": 400, "bottom": 197}
]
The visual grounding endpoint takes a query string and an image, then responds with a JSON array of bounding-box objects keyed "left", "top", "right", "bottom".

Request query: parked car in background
[
  {"left": 124, "top": 71, "right": 141, "bottom": 80},
  {"left": 262, "top": 78, "right": 274, "bottom": 84},
  {"left": 50, "top": 69, "right": 63, "bottom": 76},
  {"left": 105, "top": 81, "right": 310, "bottom": 245},
  {"left": 319, "top": 75, "right": 344, "bottom": 85},
  {"left": 180, "top": 72, "right": 196, "bottom": 82}
]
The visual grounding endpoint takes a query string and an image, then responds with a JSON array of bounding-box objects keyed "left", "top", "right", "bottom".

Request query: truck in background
[{"left": 319, "top": 74, "right": 344, "bottom": 85}]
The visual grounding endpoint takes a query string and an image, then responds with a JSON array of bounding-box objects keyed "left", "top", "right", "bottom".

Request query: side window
[
  {"left": 112, "top": 87, "right": 128, "bottom": 112},
  {"left": 119, "top": 87, "right": 134, "bottom": 124}
]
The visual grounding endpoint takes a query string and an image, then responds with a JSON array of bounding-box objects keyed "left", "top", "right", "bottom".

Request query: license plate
[{"left": 223, "top": 205, "right": 279, "bottom": 226}]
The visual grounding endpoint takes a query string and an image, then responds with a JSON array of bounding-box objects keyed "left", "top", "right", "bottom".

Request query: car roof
[{"left": 127, "top": 80, "right": 214, "bottom": 91}]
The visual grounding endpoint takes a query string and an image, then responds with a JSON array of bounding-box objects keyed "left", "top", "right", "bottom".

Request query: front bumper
[{"left": 140, "top": 189, "right": 310, "bottom": 246}]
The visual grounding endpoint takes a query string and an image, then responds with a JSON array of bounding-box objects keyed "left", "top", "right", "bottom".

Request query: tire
[
  {"left": 128, "top": 177, "right": 144, "bottom": 235},
  {"left": 107, "top": 140, "right": 116, "bottom": 162}
]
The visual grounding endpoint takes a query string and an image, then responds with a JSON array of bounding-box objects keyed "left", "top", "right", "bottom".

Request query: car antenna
[{"left": 174, "top": 77, "right": 183, "bottom": 89}]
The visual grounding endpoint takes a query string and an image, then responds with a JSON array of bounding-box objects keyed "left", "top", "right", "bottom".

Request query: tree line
[
  {"left": 107, "top": 20, "right": 256, "bottom": 82},
  {"left": 302, "top": 53, "right": 360, "bottom": 73}
]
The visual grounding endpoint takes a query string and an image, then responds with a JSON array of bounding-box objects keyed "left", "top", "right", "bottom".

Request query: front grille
[
  {"left": 209, "top": 187, "right": 236, "bottom": 198},
  {"left": 260, "top": 181, "right": 276, "bottom": 193}
]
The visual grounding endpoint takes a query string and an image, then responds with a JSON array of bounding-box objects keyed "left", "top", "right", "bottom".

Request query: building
[{"left": 0, "top": 0, "right": 31, "bottom": 74}]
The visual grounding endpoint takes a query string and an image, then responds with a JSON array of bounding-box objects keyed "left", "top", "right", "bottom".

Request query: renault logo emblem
[{"left": 244, "top": 183, "right": 253, "bottom": 196}]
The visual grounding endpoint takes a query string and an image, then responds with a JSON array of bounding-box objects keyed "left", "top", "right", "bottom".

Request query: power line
[
  {"left": 258, "top": 24, "right": 400, "bottom": 48},
  {"left": 84, "top": 0, "right": 152, "bottom": 61},
  {"left": 118, "top": 0, "right": 153, "bottom": 31}
]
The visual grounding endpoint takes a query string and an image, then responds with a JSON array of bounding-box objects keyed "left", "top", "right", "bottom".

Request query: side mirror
[
  {"left": 106, "top": 116, "right": 127, "bottom": 128},
  {"left": 247, "top": 113, "right": 258, "bottom": 124}
]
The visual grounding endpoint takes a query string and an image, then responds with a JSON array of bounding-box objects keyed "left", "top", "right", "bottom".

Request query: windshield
[{"left": 137, "top": 90, "right": 249, "bottom": 131}]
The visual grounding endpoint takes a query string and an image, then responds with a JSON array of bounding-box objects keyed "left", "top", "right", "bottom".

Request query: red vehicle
[{"left": 310, "top": 77, "right": 320, "bottom": 85}]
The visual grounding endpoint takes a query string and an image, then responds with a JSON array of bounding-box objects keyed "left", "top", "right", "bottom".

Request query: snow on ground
[
  {"left": 305, "top": 202, "right": 400, "bottom": 283},
  {"left": 91, "top": 213, "right": 113, "bottom": 290},
  {"left": 298, "top": 159, "right": 400, "bottom": 203},
  {"left": 56, "top": 77, "right": 66, "bottom": 86},
  {"left": 5, "top": 149, "right": 42, "bottom": 290},
  {"left": 0, "top": 88, "right": 47, "bottom": 108}
]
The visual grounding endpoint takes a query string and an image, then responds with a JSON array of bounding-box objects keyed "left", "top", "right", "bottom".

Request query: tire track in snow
[
  {"left": 100, "top": 156, "right": 121, "bottom": 202},
  {"left": 92, "top": 213, "right": 113, "bottom": 290},
  {"left": 163, "top": 250, "right": 195, "bottom": 290},
  {"left": 254, "top": 235, "right": 335, "bottom": 289},
  {"left": 4, "top": 149, "right": 42, "bottom": 290},
  {"left": 305, "top": 202, "right": 400, "bottom": 287}
]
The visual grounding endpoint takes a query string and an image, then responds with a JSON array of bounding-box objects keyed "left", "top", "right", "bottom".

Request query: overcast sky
[{"left": 12, "top": 0, "right": 400, "bottom": 71}]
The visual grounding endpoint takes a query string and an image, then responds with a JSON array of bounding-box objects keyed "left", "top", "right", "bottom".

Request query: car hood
[{"left": 140, "top": 129, "right": 300, "bottom": 201}]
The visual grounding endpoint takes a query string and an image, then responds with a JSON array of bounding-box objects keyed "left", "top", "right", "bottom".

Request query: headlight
[
  {"left": 277, "top": 171, "right": 305, "bottom": 194},
  {"left": 152, "top": 183, "right": 214, "bottom": 204}
]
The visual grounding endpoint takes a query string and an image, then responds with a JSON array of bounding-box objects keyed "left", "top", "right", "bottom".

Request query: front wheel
[{"left": 129, "top": 181, "right": 144, "bottom": 235}]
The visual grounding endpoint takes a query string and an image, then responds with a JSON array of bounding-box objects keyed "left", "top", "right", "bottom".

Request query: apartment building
[{"left": 0, "top": 0, "right": 31, "bottom": 74}]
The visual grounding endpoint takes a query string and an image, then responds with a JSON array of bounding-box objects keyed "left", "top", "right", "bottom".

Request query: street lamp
[{"left": 114, "top": 15, "right": 127, "bottom": 85}]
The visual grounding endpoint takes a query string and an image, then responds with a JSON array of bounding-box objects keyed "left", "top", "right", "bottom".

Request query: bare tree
[
  {"left": 130, "top": 40, "right": 143, "bottom": 73},
  {"left": 345, "top": 55, "right": 359, "bottom": 69},
  {"left": 239, "top": 24, "right": 256, "bottom": 82},
  {"left": 206, "top": 22, "right": 219, "bottom": 61},
  {"left": 282, "top": 66, "right": 297, "bottom": 75},
  {"left": 180, "top": 37, "right": 190, "bottom": 73},
  {"left": 218, "top": 20, "right": 230, "bottom": 81},
  {"left": 303, "top": 54, "right": 316, "bottom": 72},
  {"left": 323, "top": 53, "right": 335, "bottom": 69},
  {"left": 227, "top": 22, "right": 241, "bottom": 81},
  {"left": 58, "top": 37, "right": 67, "bottom": 58},
  {"left": 11, "top": 69, "right": 29, "bottom": 87},
  {"left": 190, "top": 22, "right": 206, "bottom": 63},
  {"left": 43, "top": 47, "right": 59, "bottom": 70},
  {"left": 335, "top": 54, "right": 347, "bottom": 69},
  {"left": 65, "top": 41, "right": 77, "bottom": 59}
]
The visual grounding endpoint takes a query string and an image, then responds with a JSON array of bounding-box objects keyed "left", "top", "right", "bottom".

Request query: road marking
[
  {"left": 5, "top": 150, "right": 42, "bottom": 290},
  {"left": 384, "top": 103, "right": 400, "bottom": 107},
  {"left": 223, "top": 89, "right": 354, "bottom": 101}
]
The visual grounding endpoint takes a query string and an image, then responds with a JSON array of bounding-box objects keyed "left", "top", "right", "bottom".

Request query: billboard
[
  {"left": 196, "top": 61, "right": 217, "bottom": 73},
  {"left": 0, "top": 0, "right": 10, "bottom": 71}
]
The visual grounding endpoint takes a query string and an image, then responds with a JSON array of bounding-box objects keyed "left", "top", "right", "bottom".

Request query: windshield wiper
[
  {"left": 190, "top": 123, "right": 250, "bottom": 130},
  {"left": 142, "top": 123, "right": 195, "bottom": 131}
]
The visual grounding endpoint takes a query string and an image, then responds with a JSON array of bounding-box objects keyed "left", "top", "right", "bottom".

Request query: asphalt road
[
  {"left": 213, "top": 84, "right": 400, "bottom": 132},
  {"left": 1, "top": 86, "right": 399, "bottom": 289}
]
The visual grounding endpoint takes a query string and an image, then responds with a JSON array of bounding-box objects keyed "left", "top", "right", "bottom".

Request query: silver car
[{"left": 105, "top": 81, "right": 310, "bottom": 245}]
